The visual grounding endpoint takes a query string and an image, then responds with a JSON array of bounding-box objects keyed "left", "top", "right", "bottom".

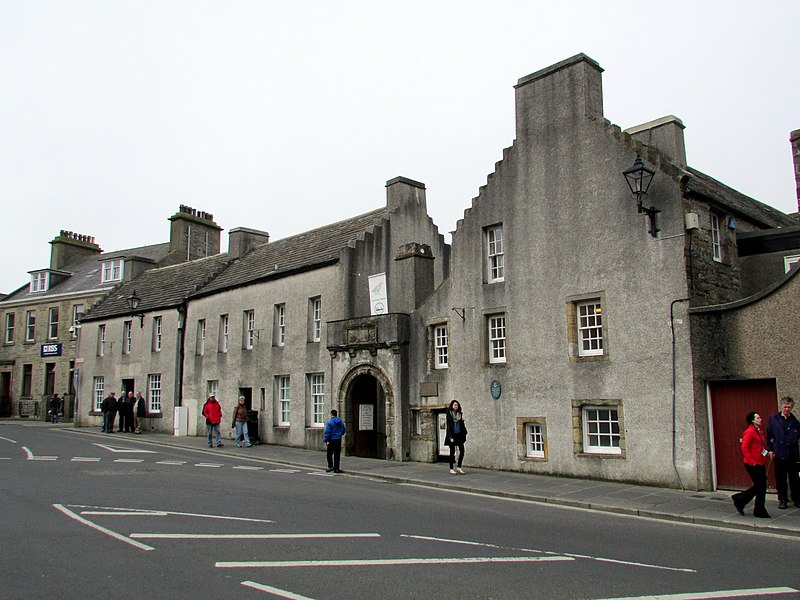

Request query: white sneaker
[
  {"left": 449, "top": 469, "right": 457, "bottom": 475},
  {"left": 456, "top": 468, "right": 465, "bottom": 474}
]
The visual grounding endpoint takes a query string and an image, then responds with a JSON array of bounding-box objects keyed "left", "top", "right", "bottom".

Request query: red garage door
[{"left": 710, "top": 379, "right": 778, "bottom": 490}]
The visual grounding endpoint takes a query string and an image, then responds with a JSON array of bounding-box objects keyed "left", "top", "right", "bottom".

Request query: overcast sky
[{"left": 2, "top": 1, "right": 798, "bottom": 294}]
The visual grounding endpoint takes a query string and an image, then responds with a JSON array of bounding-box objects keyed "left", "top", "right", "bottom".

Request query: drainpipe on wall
[
  {"left": 175, "top": 303, "right": 187, "bottom": 408},
  {"left": 670, "top": 297, "right": 691, "bottom": 491}
]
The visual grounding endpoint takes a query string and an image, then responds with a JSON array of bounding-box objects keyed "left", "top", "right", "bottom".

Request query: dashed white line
[
  {"left": 594, "top": 587, "right": 799, "bottom": 600},
  {"left": 269, "top": 468, "right": 301, "bottom": 473},
  {"left": 156, "top": 460, "right": 186, "bottom": 465},
  {"left": 71, "top": 457, "right": 101, "bottom": 462},
  {"left": 195, "top": 463, "right": 223, "bottom": 468},
  {"left": 233, "top": 465, "right": 264, "bottom": 471},
  {"left": 217, "top": 556, "right": 574, "bottom": 568},
  {"left": 114, "top": 459, "right": 144, "bottom": 463},
  {"left": 242, "top": 581, "right": 316, "bottom": 599}
]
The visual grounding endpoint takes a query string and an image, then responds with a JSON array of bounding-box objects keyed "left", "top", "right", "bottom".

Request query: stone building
[
  {"left": 72, "top": 55, "right": 798, "bottom": 491},
  {"left": 0, "top": 206, "right": 221, "bottom": 418}
]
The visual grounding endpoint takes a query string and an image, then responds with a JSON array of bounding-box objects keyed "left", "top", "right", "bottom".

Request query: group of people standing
[
  {"left": 733, "top": 396, "right": 800, "bottom": 518},
  {"left": 100, "top": 391, "right": 148, "bottom": 434},
  {"left": 201, "top": 394, "right": 253, "bottom": 448}
]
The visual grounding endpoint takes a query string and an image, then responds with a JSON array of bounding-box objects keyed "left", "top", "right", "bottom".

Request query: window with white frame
[
  {"left": 488, "top": 314, "right": 506, "bottom": 364},
  {"left": 486, "top": 225, "right": 504, "bottom": 282},
  {"left": 30, "top": 272, "right": 48, "bottom": 293},
  {"left": 413, "top": 410, "right": 422, "bottom": 436},
  {"left": 93, "top": 376, "right": 105, "bottom": 412},
  {"left": 97, "top": 324, "right": 106, "bottom": 356},
  {"left": 47, "top": 307, "right": 59, "bottom": 340},
  {"left": 4, "top": 313, "right": 15, "bottom": 344},
  {"left": 275, "top": 304, "right": 286, "bottom": 347},
  {"left": 196, "top": 319, "right": 206, "bottom": 355},
  {"left": 26, "top": 310, "right": 36, "bottom": 342},
  {"left": 276, "top": 375, "right": 290, "bottom": 426},
  {"left": 219, "top": 314, "right": 229, "bottom": 353},
  {"left": 525, "top": 423, "right": 546, "bottom": 458},
  {"left": 308, "top": 373, "right": 325, "bottom": 427},
  {"left": 207, "top": 379, "right": 219, "bottom": 400},
  {"left": 784, "top": 255, "right": 800, "bottom": 273},
  {"left": 152, "top": 316, "right": 162, "bottom": 352},
  {"left": 148, "top": 373, "right": 162, "bottom": 413},
  {"left": 434, "top": 324, "right": 448, "bottom": 369},
  {"left": 710, "top": 213, "right": 722, "bottom": 262},
  {"left": 101, "top": 259, "right": 124, "bottom": 283},
  {"left": 577, "top": 300, "right": 603, "bottom": 357},
  {"left": 309, "top": 297, "right": 322, "bottom": 342},
  {"left": 244, "top": 310, "right": 255, "bottom": 350},
  {"left": 582, "top": 405, "right": 621, "bottom": 454},
  {"left": 71, "top": 304, "right": 83, "bottom": 339},
  {"left": 123, "top": 320, "right": 132, "bottom": 354}
]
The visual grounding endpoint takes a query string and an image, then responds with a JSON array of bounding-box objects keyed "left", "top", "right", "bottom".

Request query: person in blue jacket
[
  {"left": 767, "top": 396, "right": 800, "bottom": 509},
  {"left": 323, "top": 409, "right": 346, "bottom": 473}
]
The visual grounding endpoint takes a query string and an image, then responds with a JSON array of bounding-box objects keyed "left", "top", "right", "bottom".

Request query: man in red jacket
[{"left": 202, "top": 394, "right": 224, "bottom": 448}]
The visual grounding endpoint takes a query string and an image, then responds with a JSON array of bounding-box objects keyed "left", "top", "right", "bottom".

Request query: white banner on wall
[{"left": 369, "top": 273, "right": 387, "bottom": 315}]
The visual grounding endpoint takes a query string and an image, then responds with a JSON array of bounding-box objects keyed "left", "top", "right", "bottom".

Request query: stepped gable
[
  {"left": 194, "top": 208, "right": 388, "bottom": 296},
  {"left": 682, "top": 167, "right": 795, "bottom": 228},
  {"left": 81, "top": 253, "right": 230, "bottom": 321}
]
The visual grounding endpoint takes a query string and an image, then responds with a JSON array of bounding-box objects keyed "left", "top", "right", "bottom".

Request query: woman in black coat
[{"left": 445, "top": 400, "right": 467, "bottom": 475}]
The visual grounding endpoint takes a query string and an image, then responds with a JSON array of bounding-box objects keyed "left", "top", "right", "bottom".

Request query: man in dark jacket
[
  {"left": 101, "top": 391, "right": 117, "bottom": 433},
  {"left": 134, "top": 391, "right": 147, "bottom": 434},
  {"left": 767, "top": 396, "right": 800, "bottom": 509}
]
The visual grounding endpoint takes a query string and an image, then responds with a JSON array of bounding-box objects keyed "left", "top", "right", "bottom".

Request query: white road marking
[
  {"left": 0, "top": 457, "right": 10, "bottom": 460},
  {"left": 53, "top": 503, "right": 154, "bottom": 551},
  {"left": 92, "top": 443, "right": 157, "bottom": 453},
  {"left": 132, "top": 532, "right": 380, "bottom": 540},
  {"left": 156, "top": 460, "right": 186, "bottom": 465},
  {"left": 71, "top": 457, "right": 101, "bottom": 462},
  {"left": 114, "top": 458, "right": 144, "bottom": 463},
  {"left": 401, "top": 534, "right": 696, "bottom": 573},
  {"left": 66, "top": 504, "right": 274, "bottom": 523},
  {"left": 233, "top": 465, "right": 264, "bottom": 471},
  {"left": 82, "top": 511, "right": 169, "bottom": 517},
  {"left": 307, "top": 472, "right": 334, "bottom": 477},
  {"left": 195, "top": 463, "right": 223, "bottom": 468},
  {"left": 594, "top": 587, "right": 799, "bottom": 600},
  {"left": 242, "top": 581, "right": 316, "bottom": 600},
  {"left": 0, "top": 436, "right": 18, "bottom": 443},
  {"left": 217, "top": 556, "right": 574, "bottom": 568},
  {"left": 269, "top": 468, "right": 301, "bottom": 473}
]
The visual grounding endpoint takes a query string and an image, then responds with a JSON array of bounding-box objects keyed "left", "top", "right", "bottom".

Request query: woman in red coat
[{"left": 731, "top": 411, "right": 772, "bottom": 518}]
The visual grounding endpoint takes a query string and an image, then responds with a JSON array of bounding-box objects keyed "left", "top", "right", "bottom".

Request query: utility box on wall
[{"left": 173, "top": 406, "right": 189, "bottom": 436}]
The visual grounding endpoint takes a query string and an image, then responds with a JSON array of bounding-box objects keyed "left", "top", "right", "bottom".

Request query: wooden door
[{"left": 710, "top": 379, "right": 778, "bottom": 490}]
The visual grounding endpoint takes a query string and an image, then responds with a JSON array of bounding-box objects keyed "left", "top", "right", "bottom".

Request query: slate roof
[
  {"left": 81, "top": 252, "right": 231, "bottom": 321},
  {"left": 682, "top": 167, "right": 795, "bottom": 229},
  {"left": 193, "top": 208, "right": 389, "bottom": 297},
  {"left": 0, "top": 242, "right": 171, "bottom": 303}
]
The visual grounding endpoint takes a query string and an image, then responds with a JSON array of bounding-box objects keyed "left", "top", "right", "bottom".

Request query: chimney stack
[
  {"left": 49, "top": 230, "right": 102, "bottom": 270},
  {"left": 168, "top": 205, "right": 223, "bottom": 263},
  {"left": 228, "top": 227, "right": 270, "bottom": 260}
]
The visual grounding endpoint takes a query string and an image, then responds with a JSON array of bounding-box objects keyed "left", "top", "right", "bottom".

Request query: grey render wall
[{"left": 410, "top": 54, "right": 699, "bottom": 487}]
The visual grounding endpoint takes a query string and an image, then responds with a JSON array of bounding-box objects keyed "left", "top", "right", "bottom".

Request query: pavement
[{"left": 12, "top": 420, "right": 800, "bottom": 538}]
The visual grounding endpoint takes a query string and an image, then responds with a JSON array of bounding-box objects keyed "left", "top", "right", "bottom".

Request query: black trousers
[
  {"left": 774, "top": 458, "right": 800, "bottom": 503},
  {"left": 326, "top": 439, "right": 342, "bottom": 471},
  {"left": 733, "top": 463, "right": 769, "bottom": 516},
  {"left": 449, "top": 441, "right": 465, "bottom": 469}
]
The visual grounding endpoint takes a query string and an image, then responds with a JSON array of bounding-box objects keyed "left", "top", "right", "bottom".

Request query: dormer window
[
  {"left": 101, "top": 259, "right": 124, "bottom": 283},
  {"left": 30, "top": 272, "right": 49, "bottom": 293}
]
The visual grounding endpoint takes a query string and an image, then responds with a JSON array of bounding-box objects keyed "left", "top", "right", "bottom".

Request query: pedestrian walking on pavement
[
  {"left": 732, "top": 411, "right": 772, "bottom": 518},
  {"left": 445, "top": 400, "right": 467, "bottom": 475},
  {"left": 323, "top": 409, "right": 346, "bottom": 473},
  {"left": 202, "top": 394, "right": 224, "bottom": 447},
  {"left": 101, "top": 391, "right": 117, "bottom": 433},
  {"left": 134, "top": 391, "right": 147, "bottom": 434},
  {"left": 766, "top": 396, "right": 800, "bottom": 509},
  {"left": 232, "top": 396, "right": 252, "bottom": 447},
  {"left": 49, "top": 393, "right": 62, "bottom": 423}
]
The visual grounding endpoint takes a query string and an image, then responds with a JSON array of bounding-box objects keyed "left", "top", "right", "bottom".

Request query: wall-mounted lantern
[
  {"left": 623, "top": 155, "right": 659, "bottom": 237},
  {"left": 127, "top": 289, "right": 145, "bottom": 328}
]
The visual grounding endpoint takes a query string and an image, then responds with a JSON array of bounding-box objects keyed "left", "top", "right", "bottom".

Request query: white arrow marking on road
[
  {"left": 67, "top": 504, "right": 274, "bottom": 523},
  {"left": 22, "top": 447, "right": 57, "bottom": 460},
  {"left": 131, "top": 533, "right": 380, "bottom": 539},
  {"left": 594, "top": 587, "right": 799, "bottom": 600},
  {"left": 93, "top": 443, "right": 157, "bottom": 453},
  {"left": 217, "top": 556, "right": 574, "bottom": 568},
  {"left": 53, "top": 504, "right": 154, "bottom": 551},
  {"left": 242, "top": 581, "right": 314, "bottom": 600},
  {"left": 402, "top": 534, "right": 697, "bottom": 573},
  {"left": 242, "top": 581, "right": 316, "bottom": 600},
  {"left": 82, "top": 511, "right": 169, "bottom": 517}
]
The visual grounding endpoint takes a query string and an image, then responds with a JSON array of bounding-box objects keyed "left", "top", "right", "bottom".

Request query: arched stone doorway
[{"left": 340, "top": 367, "right": 391, "bottom": 459}]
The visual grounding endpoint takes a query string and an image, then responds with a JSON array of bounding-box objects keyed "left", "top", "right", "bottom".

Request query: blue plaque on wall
[{"left": 490, "top": 379, "right": 502, "bottom": 399}]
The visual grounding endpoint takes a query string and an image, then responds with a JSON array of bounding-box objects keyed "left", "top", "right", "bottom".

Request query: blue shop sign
[{"left": 41, "top": 343, "right": 62, "bottom": 357}]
